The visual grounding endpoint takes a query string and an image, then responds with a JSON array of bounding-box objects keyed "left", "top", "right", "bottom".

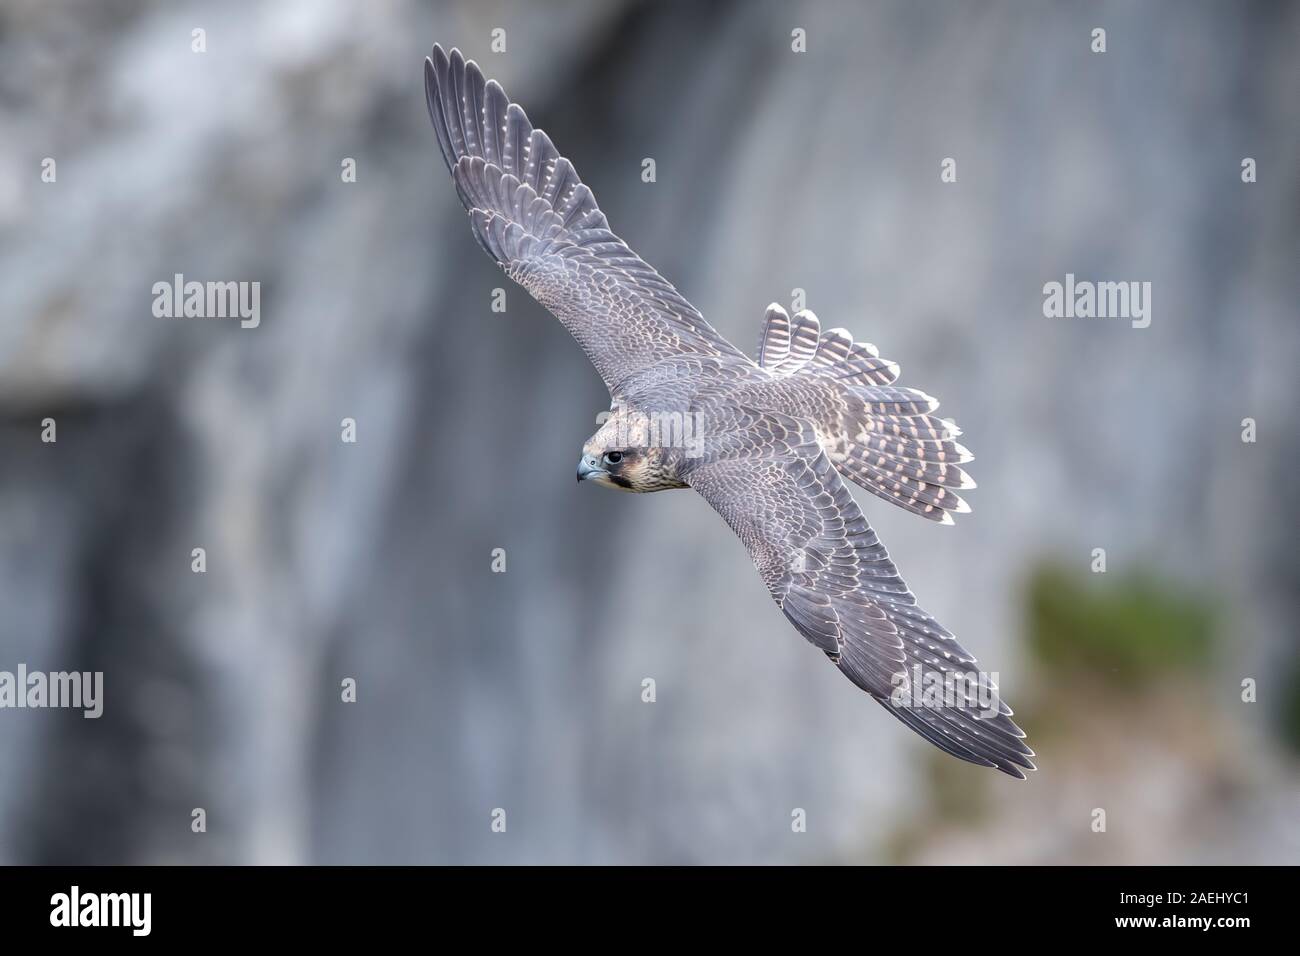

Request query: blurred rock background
[{"left": 0, "top": 0, "right": 1296, "bottom": 863}]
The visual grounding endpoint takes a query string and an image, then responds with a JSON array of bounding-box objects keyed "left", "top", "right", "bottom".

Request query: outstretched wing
[
  {"left": 684, "top": 409, "right": 1035, "bottom": 778},
  {"left": 424, "top": 45, "right": 747, "bottom": 395}
]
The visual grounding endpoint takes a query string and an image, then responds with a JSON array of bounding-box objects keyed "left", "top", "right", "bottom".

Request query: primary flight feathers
[{"left": 424, "top": 45, "right": 1033, "bottom": 777}]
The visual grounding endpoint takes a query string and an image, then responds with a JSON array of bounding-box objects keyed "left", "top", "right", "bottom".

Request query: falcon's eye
[{"left": 604, "top": 451, "right": 624, "bottom": 465}]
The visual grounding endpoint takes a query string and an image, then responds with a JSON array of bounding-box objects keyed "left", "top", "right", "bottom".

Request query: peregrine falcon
[{"left": 424, "top": 46, "right": 1035, "bottom": 778}]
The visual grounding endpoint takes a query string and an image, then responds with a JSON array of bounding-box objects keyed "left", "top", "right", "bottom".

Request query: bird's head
[{"left": 577, "top": 406, "right": 688, "bottom": 493}]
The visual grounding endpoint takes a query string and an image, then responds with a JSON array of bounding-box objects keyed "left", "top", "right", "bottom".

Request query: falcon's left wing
[
  {"left": 424, "top": 45, "right": 748, "bottom": 396},
  {"left": 683, "top": 408, "right": 1035, "bottom": 778}
]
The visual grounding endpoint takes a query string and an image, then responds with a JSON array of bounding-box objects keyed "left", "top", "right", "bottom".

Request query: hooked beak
[{"left": 576, "top": 455, "right": 607, "bottom": 483}]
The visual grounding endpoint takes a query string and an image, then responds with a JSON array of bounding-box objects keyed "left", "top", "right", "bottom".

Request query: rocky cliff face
[{"left": 1, "top": 0, "right": 1296, "bottom": 863}]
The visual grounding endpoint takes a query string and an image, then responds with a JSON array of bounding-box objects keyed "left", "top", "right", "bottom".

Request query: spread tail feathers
[{"left": 756, "top": 303, "right": 975, "bottom": 523}]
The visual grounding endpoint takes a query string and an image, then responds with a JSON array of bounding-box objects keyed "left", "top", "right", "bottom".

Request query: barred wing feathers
[
  {"left": 424, "top": 45, "right": 746, "bottom": 395},
  {"left": 684, "top": 409, "right": 1034, "bottom": 778}
]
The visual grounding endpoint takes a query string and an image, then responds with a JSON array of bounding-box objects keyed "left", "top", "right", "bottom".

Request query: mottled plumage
[{"left": 425, "top": 46, "right": 1034, "bottom": 777}]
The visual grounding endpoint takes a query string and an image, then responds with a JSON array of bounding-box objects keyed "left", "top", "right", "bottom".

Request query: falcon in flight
[{"left": 424, "top": 46, "right": 1035, "bottom": 777}]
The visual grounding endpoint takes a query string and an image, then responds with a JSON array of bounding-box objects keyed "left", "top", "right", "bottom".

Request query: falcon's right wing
[
  {"left": 683, "top": 409, "right": 1035, "bottom": 778},
  {"left": 424, "top": 45, "right": 748, "bottom": 395}
]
